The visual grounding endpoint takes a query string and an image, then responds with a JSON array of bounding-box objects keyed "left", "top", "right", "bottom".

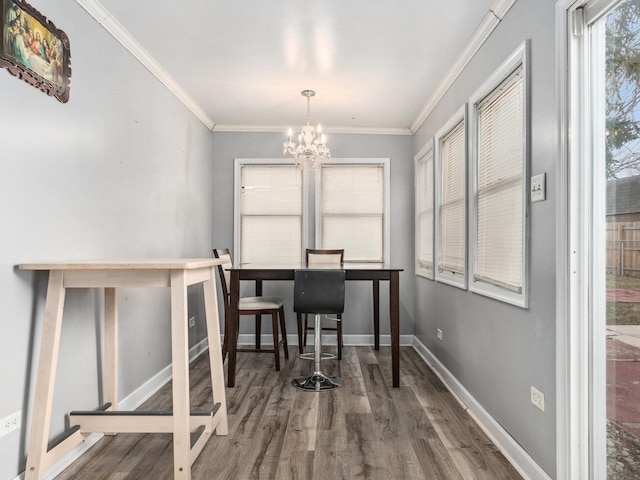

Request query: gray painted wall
[
  {"left": 210, "top": 132, "right": 416, "bottom": 338},
  {"left": 412, "top": 0, "right": 557, "bottom": 475},
  {"left": 0, "top": 0, "right": 562, "bottom": 478},
  {"left": 0, "top": 2, "right": 213, "bottom": 478}
]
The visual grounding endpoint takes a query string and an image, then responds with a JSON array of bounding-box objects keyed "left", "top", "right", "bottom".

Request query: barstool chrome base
[{"left": 292, "top": 372, "right": 343, "bottom": 391}]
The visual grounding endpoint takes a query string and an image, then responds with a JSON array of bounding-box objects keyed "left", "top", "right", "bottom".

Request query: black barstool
[{"left": 292, "top": 269, "right": 346, "bottom": 391}]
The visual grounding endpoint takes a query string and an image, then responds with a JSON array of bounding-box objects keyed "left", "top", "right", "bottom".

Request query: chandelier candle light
[{"left": 283, "top": 90, "right": 331, "bottom": 169}]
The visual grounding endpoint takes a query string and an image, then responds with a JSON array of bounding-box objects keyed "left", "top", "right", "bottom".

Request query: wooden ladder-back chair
[{"left": 213, "top": 248, "right": 288, "bottom": 371}]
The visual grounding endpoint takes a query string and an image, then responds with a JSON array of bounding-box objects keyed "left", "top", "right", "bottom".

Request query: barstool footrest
[
  {"left": 292, "top": 372, "right": 343, "bottom": 391},
  {"left": 299, "top": 351, "right": 337, "bottom": 361}
]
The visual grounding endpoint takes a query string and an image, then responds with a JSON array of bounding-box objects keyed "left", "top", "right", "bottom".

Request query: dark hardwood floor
[{"left": 55, "top": 346, "right": 522, "bottom": 479}]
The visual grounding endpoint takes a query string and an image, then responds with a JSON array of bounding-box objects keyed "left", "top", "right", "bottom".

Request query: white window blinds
[
  {"left": 416, "top": 148, "right": 434, "bottom": 278},
  {"left": 319, "top": 164, "right": 385, "bottom": 262},
  {"left": 239, "top": 165, "right": 302, "bottom": 264},
  {"left": 438, "top": 120, "right": 466, "bottom": 276},
  {"left": 474, "top": 66, "right": 524, "bottom": 292}
]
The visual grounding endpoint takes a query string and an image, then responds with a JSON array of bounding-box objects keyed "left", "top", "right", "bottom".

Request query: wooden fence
[{"left": 607, "top": 221, "right": 640, "bottom": 277}]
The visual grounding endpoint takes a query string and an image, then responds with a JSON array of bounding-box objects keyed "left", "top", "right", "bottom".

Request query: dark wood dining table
[{"left": 226, "top": 263, "right": 403, "bottom": 388}]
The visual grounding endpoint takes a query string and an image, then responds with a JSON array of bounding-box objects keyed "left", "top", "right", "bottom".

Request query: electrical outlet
[
  {"left": 188, "top": 316, "right": 196, "bottom": 328},
  {"left": 437, "top": 328, "right": 443, "bottom": 341},
  {"left": 531, "top": 386, "right": 545, "bottom": 412},
  {"left": 0, "top": 411, "right": 21, "bottom": 438}
]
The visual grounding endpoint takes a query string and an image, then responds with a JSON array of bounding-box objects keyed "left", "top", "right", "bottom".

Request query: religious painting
[{"left": 1, "top": 0, "right": 70, "bottom": 102}]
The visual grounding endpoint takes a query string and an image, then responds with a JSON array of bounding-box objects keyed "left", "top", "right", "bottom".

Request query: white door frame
[{"left": 556, "top": 1, "right": 621, "bottom": 479}]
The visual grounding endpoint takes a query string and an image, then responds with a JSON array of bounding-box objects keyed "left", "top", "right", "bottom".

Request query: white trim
[
  {"left": 414, "top": 139, "right": 434, "bottom": 165},
  {"left": 583, "top": 0, "right": 622, "bottom": 23},
  {"left": 75, "top": 0, "right": 215, "bottom": 131},
  {"left": 214, "top": 124, "right": 412, "bottom": 136},
  {"left": 554, "top": 2, "right": 574, "bottom": 477},
  {"left": 415, "top": 139, "right": 435, "bottom": 279},
  {"left": 410, "top": 0, "right": 518, "bottom": 133},
  {"left": 412, "top": 337, "right": 552, "bottom": 480},
  {"left": 555, "top": 1, "right": 625, "bottom": 478},
  {"left": 434, "top": 105, "right": 468, "bottom": 290},
  {"left": 314, "top": 158, "right": 391, "bottom": 264},
  {"left": 78, "top": 0, "right": 515, "bottom": 136},
  {"left": 468, "top": 41, "right": 530, "bottom": 308},
  {"left": 590, "top": 15, "right": 609, "bottom": 477},
  {"left": 15, "top": 339, "right": 211, "bottom": 480},
  {"left": 233, "top": 158, "right": 307, "bottom": 265}
]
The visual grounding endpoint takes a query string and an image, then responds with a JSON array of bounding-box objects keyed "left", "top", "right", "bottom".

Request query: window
[
  {"left": 316, "top": 159, "right": 390, "bottom": 263},
  {"left": 469, "top": 42, "right": 528, "bottom": 307},
  {"left": 234, "top": 160, "right": 305, "bottom": 264},
  {"left": 234, "top": 158, "right": 388, "bottom": 265},
  {"left": 415, "top": 140, "right": 434, "bottom": 278},
  {"left": 435, "top": 106, "right": 467, "bottom": 289}
]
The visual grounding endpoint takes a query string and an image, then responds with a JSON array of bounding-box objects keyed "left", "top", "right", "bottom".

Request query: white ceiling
[{"left": 89, "top": 0, "right": 500, "bottom": 133}]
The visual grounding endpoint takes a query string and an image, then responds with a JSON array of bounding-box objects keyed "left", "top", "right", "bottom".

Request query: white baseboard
[
  {"left": 119, "top": 337, "right": 210, "bottom": 412},
  {"left": 411, "top": 337, "right": 551, "bottom": 480},
  {"left": 15, "top": 338, "right": 211, "bottom": 480}
]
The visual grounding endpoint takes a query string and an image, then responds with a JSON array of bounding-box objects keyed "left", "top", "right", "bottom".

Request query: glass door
[{"left": 588, "top": 1, "right": 640, "bottom": 477}]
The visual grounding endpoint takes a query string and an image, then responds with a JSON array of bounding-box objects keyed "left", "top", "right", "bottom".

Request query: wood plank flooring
[{"left": 54, "top": 346, "right": 522, "bottom": 480}]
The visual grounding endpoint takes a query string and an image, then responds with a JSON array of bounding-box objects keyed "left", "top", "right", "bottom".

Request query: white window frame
[
  {"left": 315, "top": 158, "right": 390, "bottom": 263},
  {"left": 233, "top": 158, "right": 309, "bottom": 265},
  {"left": 468, "top": 41, "right": 530, "bottom": 308},
  {"left": 415, "top": 139, "right": 435, "bottom": 279},
  {"left": 435, "top": 105, "right": 468, "bottom": 289}
]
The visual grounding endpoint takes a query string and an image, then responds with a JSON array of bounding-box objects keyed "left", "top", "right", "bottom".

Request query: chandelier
[{"left": 283, "top": 90, "right": 330, "bottom": 169}]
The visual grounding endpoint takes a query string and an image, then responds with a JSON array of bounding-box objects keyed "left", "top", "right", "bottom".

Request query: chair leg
[
  {"left": 221, "top": 311, "right": 229, "bottom": 361},
  {"left": 296, "top": 313, "right": 304, "bottom": 354},
  {"left": 279, "top": 307, "right": 289, "bottom": 359},
  {"left": 255, "top": 315, "right": 261, "bottom": 349},
  {"left": 271, "top": 312, "right": 280, "bottom": 371},
  {"left": 303, "top": 313, "right": 309, "bottom": 347}
]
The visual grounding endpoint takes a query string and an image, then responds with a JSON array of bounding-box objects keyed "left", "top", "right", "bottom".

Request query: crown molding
[
  {"left": 213, "top": 124, "right": 413, "bottom": 136},
  {"left": 78, "top": 0, "right": 514, "bottom": 137},
  {"left": 410, "top": 0, "right": 517, "bottom": 134},
  {"left": 75, "top": 0, "right": 216, "bottom": 131}
]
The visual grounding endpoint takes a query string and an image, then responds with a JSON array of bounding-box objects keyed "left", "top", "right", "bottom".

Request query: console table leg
[
  {"left": 170, "top": 270, "right": 191, "bottom": 479},
  {"left": 103, "top": 288, "right": 118, "bottom": 412},
  {"left": 25, "top": 271, "right": 66, "bottom": 480}
]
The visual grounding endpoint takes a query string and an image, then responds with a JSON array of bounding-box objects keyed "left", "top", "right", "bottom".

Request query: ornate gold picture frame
[{"left": 1, "top": 0, "right": 71, "bottom": 102}]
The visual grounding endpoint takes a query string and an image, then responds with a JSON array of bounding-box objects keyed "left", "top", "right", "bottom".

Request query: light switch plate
[{"left": 531, "top": 173, "right": 546, "bottom": 202}]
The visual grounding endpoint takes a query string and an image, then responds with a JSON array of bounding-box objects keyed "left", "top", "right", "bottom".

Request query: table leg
[
  {"left": 203, "top": 267, "right": 228, "bottom": 435},
  {"left": 373, "top": 280, "right": 380, "bottom": 350},
  {"left": 227, "top": 271, "right": 240, "bottom": 387},
  {"left": 255, "top": 280, "right": 262, "bottom": 349},
  {"left": 390, "top": 271, "right": 400, "bottom": 388},
  {"left": 103, "top": 288, "right": 118, "bottom": 411},
  {"left": 170, "top": 270, "right": 191, "bottom": 479},
  {"left": 25, "top": 271, "right": 66, "bottom": 480}
]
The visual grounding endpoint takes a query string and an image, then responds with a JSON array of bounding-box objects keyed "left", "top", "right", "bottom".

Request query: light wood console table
[{"left": 19, "top": 259, "right": 228, "bottom": 480}]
